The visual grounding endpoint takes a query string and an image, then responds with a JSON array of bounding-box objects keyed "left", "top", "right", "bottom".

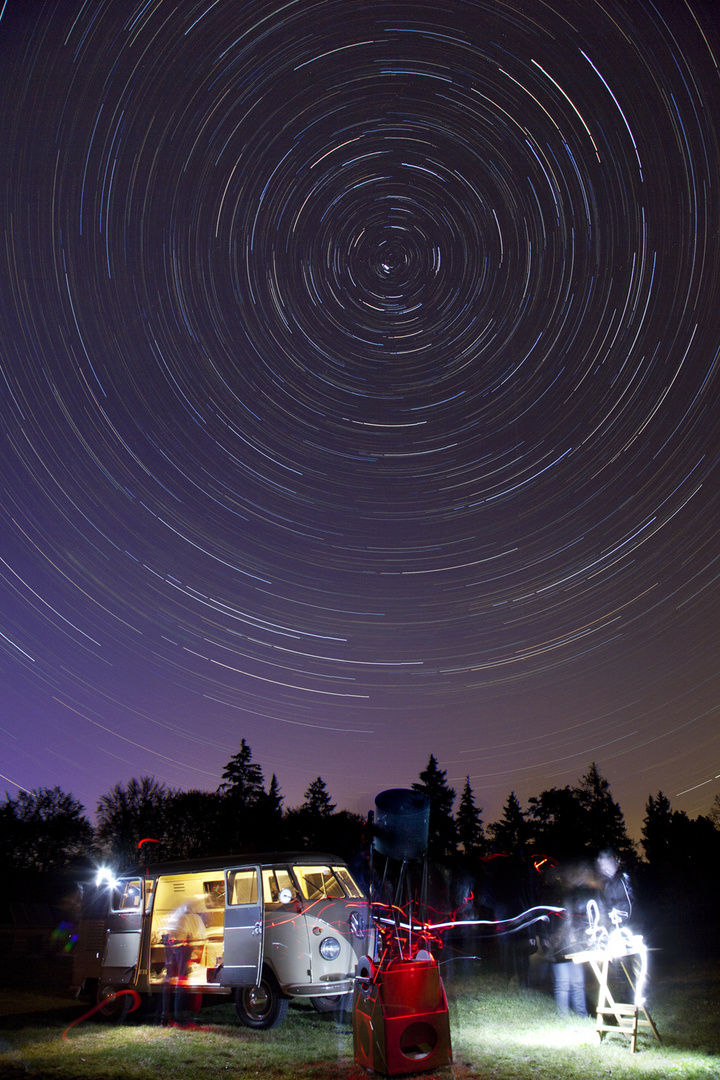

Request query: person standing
[
  {"left": 161, "top": 899, "right": 206, "bottom": 1025},
  {"left": 594, "top": 850, "right": 632, "bottom": 929},
  {"left": 543, "top": 864, "right": 592, "bottom": 1017}
]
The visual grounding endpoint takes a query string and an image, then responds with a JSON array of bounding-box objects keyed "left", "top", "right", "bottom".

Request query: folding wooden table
[{"left": 568, "top": 945, "right": 661, "bottom": 1053}]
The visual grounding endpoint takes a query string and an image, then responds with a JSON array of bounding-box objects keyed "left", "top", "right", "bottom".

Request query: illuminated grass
[
  {"left": 1, "top": 965, "right": 718, "bottom": 1080},
  {"left": 446, "top": 968, "right": 720, "bottom": 1080}
]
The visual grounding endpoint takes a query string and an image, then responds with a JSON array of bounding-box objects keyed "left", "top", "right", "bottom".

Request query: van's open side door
[
  {"left": 102, "top": 877, "right": 144, "bottom": 986},
  {"left": 221, "top": 865, "right": 263, "bottom": 987}
]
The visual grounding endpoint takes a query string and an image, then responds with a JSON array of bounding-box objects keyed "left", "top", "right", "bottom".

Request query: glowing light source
[
  {"left": 585, "top": 898, "right": 648, "bottom": 1007},
  {"left": 95, "top": 866, "right": 118, "bottom": 889}
]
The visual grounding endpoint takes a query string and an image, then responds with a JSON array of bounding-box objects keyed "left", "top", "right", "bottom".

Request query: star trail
[{"left": 1, "top": 0, "right": 719, "bottom": 838}]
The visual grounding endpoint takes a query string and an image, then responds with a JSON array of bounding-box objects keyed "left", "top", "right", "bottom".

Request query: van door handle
[{"left": 252, "top": 921, "right": 262, "bottom": 936}]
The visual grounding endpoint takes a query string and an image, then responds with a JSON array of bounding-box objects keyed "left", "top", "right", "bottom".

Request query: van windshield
[
  {"left": 292, "top": 865, "right": 363, "bottom": 900},
  {"left": 333, "top": 866, "right": 364, "bottom": 898}
]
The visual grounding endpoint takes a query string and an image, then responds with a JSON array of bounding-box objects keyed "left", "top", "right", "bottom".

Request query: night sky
[{"left": 2, "top": 0, "right": 719, "bottom": 842}]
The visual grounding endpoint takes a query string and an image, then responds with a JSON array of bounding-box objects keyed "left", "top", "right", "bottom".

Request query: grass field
[{"left": 1, "top": 957, "right": 718, "bottom": 1080}]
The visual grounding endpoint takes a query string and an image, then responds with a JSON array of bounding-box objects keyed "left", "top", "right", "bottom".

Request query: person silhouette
[{"left": 160, "top": 898, "right": 206, "bottom": 1025}]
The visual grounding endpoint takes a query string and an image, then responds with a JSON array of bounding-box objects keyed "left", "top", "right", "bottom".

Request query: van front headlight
[{"left": 319, "top": 936, "right": 341, "bottom": 961}]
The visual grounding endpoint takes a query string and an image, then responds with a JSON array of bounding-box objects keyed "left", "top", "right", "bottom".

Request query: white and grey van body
[{"left": 73, "top": 851, "right": 369, "bottom": 1028}]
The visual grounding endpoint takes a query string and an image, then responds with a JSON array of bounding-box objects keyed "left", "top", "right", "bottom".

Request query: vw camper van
[{"left": 73, "top": 852, "right": 368, "bottom": 1028}]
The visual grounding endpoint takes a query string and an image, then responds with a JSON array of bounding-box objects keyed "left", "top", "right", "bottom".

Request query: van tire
[
  {"left": 234, "top": 970, "right": 289, "bottom": 1029},
  {"left": 96, "top": 984, "right": 132, "bottom": 1023},
  {"left": 310, "top": 993, "right": 351, "bottom": 1017}
]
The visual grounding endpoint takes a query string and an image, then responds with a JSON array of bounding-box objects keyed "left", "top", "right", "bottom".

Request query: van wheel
[
  {"left": 310, "top": 993, "right": 352, "bottom": 1017},
  {"left": 234, "top": 970, "right": 289, "bottom": 1029},
  {"left": 96, "top": 984, "right": 132, "bottom": 1023}
]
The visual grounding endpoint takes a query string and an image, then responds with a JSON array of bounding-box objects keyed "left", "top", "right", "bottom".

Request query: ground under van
[{"left": 72, "top": 852, "right": 369, "bottom": 1028}]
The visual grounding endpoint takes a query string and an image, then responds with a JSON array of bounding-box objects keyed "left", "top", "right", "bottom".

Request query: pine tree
[
  {"left": 413, "top": 754, "right": 457, "bottom": 859},
  {"left": 251, "top": 774, "right": 285, "bottom": 851},
  {"left": 526, "top": 785, "right": 586, "bottom": 856},
  {"left": 488, "top": 791, "right": 529, "bottom": 853},
  {"left": 264, "top": 773, "right": 284, "bottom": 823},
  {"left": 641, "top": 791, "right": 674, "bottom": 864},
  {"left": 302, "top": 776, "right": 336, "bottom": 818},
  {"left": 217, "top": 740, "right": 268, "bottom": 853},
  {"left": 455, "top": 777, "right": 485, "bottom": 856},
  {"left": 576, "top": 762, "right": 632, "bottom": 858},
  {"left": 219, "top": 739, "right": 265, "bottom": 808}
]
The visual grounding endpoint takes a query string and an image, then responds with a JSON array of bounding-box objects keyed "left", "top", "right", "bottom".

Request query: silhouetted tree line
[{"left": 3, "top": 745, "right": 719, "bottom": 948}]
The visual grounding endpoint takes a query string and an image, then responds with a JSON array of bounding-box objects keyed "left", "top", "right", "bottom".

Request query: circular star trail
[{"left": 1, "top": 0, "right": 719, "bottom": 832}]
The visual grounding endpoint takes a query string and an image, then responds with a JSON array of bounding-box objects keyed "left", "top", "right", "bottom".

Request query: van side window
[
  {"left": 111, "top": 879, "right": 142, "bottom": 912},
  {"left": 203, "top": 880, "right": 225, "bottom": 909},
  {"left": 293, "top": 865, "right": 344, "bottom": 900},
  {"left": 262, "top": 868, "right": 296, "bottom": 903},
  {"left": 227, "top": 869, "right": 259, "bottom": 906},
  {"left": 275, "top": 868, "right": 295, "bottom": 898}
]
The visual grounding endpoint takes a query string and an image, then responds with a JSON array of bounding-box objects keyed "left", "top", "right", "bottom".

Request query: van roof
[{"left": 122, "top": 851, "right": 350, "bottom": 877}]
